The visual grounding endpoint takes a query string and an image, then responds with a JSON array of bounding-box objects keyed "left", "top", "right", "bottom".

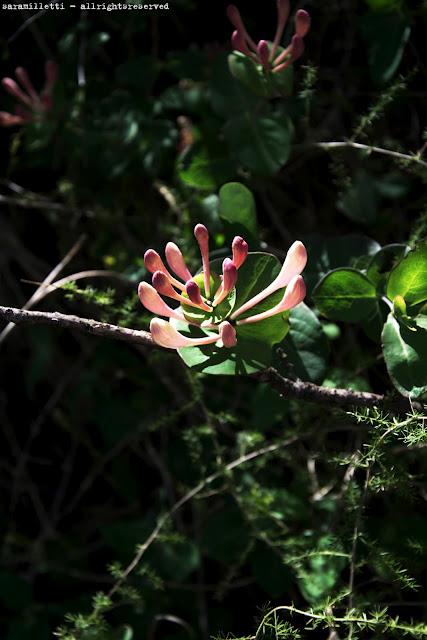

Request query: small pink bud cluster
[
  {"left": 0, "top": 61, "right": 58, "bottom": 128},
  {"left": 139, "top": 224, "right": 307, "bottom": 351},
  {"left": 227, "top": 0, "right": 311, "bottom": 74}
]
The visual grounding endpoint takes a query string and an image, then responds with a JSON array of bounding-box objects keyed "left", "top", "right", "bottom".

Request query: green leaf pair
[{"left": 313, "top": 242, "right": 427, "bottom": 398}]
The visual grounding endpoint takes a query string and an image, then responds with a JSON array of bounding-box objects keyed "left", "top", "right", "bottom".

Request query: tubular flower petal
[
  {"left": 15, "top": 67, "right": 40, "bottom": 104},
  {"left": 273, "top": 34, "right": 304, "bottom": 72},
  {"left": 213, "top": 259, "right": 238, "bottom": 307},
  {"left": 1, "top": 61, "right": 57, "bottom": 128},
  {"left": 227, "top": 4, "right": 257, "bottom": 51},
  {"left": 144, "top": 249, "right": 185, "bottom": 291},
  {"left": 231, "top": 241, "right": 307, "bottom": 319},
  {"left": 138, "top": 282, "right": 185, "bottom": 321},
  {"left": 231, "top": 30, "right": 256, "bottom": 58},
  {"left": 0, "top": 111, "right": 26, "bottom": 126},
  {"left": 2, "top": 78, "right": 33, "bottom": 107},
  {"left": 295, "top": 9, "right": 311, "bottom": 38},
  {"left": 165, "top": 242, "right": 192, "bottom": 282},
  {"left": 194, "top": 224, "right": 211, "bottom": 297},
  {"left": 237, "top": 275, "right": 306, "bottom": 325},
  {"left": 185, "top": 280, "right": 212, "bottom": 312},
  {"left": 232, "top": 236, "right": 249, "bottom": 269},
  {"left": 219, "top": 321, "right": 237, "bottom": 348},
  {"left": 271, "top": 0, "right": 290, "bottom": 58},
  {"left": 150, "top": 318, "right": 219, "bottom": 349}
]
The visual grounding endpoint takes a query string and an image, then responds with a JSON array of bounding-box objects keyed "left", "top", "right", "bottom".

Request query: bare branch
[
  {"left": 254, "top": 368, "right": 385, "bottom": 409},
  {"left": 305, "top": 140, "right": 427, "bottom": 169},
  {"left": 0, "top": 305, "right": 153, "bottom": 347},
  {"left": 1, "top": 306, "right": 423, "bottom": 412}
]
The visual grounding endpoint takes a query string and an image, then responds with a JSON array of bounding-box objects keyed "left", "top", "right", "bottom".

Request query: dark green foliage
[{"left": 1, "top": 1, "right": 427, "bottom": 639}]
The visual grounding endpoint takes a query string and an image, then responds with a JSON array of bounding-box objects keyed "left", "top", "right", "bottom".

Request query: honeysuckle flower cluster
[
  {"left": 227, "top": 0, "right": 311, "bottom": 74},
  {"left": 139, "top": 224, "right": 307, "bottom": 351},
  {"left": 0, "top": 61, "right": 58, "bottom": 128}
]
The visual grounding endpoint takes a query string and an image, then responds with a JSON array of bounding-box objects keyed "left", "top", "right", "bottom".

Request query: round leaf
[
  {"left": 382, "top": 313, "right": 427, "bottom": 398},
  {"left": 313, "top": 268, "right": 378, "bottom": 322},
  {"left": 386, "top": 242, "right": 427, "bottom": 307},
  {"left": 218, "top": 182, "right": 258, "bottom": 239},
  {"left": 280, "top": 302, "right": 329, "bottom": 383}
]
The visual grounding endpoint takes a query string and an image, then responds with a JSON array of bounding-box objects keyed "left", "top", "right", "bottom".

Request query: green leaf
[
  {"left": 297, "top": 536, "right": 347, "bottom": 603},
  {"left": 360, "top": 10, "right": 411, "bottom": 85},
  {"left": 281, "top": 303, "right": 329, "bottom": 383},
  {"left": 218, "top": 182, "right": 258, "bottom": 239},
  {"left": 228, "top": 50, "right": 294, "bottom": 99},
  {"left": 313, "top": 268, "right": 378, "bottom": 322},
  {"left": 224, "top": 110, "right": 293, "bottom": 176},
  {"left": 382, "top": 313, "right": 427, "bottom": 398},
  {"left": 386, "top": 242, "right": 427, "bottom": 306},
  {"left": 178, "top": 142, "right": 235, "bottom": 190},
  {"left": 228, "top": 52, "right": 271, "bottom": 97},
  {"left": 210, "top": 53, "right": 259, "bottom": 117},
  {"left": 367, "top": 243, "right": 408, "bottom": 289}
]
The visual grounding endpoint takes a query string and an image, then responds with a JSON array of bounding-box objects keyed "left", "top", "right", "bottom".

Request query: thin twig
[
  {"left": 107, "top": 435, "right": 299, "bottom": 599},
  {"left": 0, "top": 306, "right": 153, "bottom": 347},
  {"left": 304, "top": 140, "right": 427, "bottom": 169},
  {"left": 0, "top": 235, "right": 86, "bottom": 346}
]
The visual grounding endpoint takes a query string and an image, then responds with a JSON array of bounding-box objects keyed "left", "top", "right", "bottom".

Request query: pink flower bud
[
  {"left": 2, "top": 77, "right": 33, "bottom": 107},
  {"left": 223, "top": 258, "right": 238, "bottom": 290},
  {"left": 271, "top": 0, "right": 290, "bottom": 57},
  {"left": 231, "top": 241, "right": 307, "bottom": 320},
  {"left": 226, "top": 5, "right": 244, "bottom": 30},
  {"left": 0, "top": 111, "right": 25, "bottom": 127},
  {"left": 138, "top": 282, "right": 185, "bottom": 321},
  {"left": 152, "top": 270, "right": 178, "bottom": 298},
  {"left": 144, "top": 249, "right": 185, "bottom": 290},
  {"left": 232, "top": 236, "right": 249, "bottom": 268},
  {"left": 213, "top": 258, "right": 238, "bottom": 306},
  {"left": 289, "top": 34, "right": 305, "bottom": 62},
  {"left": 273, "top": 35, "right": 305, "bottom": 72},
  {"left": 295, "top": 9, "right": 311, "bottom": 38},
  {"left": 165, "top": 242, "right": 192, "bottom": 282},
  {"left": 15, "top": 67, "right": 40, "bottom": 104},
  {"left": 226, "top": 4, "right": 257, "bottom": 52},
  {"left": 237, "top": 275, "right": 306, "bottom": 325},
  {"left": 185, "top": 280, "right": 212, "bottom": 312},
  {"left": 194, "top": 223, "right": 211, "bottom": 297},
  {"left": 150, "top": 318, "right": 219, "bottom": 349},
  {"left": 219, "top": 321, "right": 237, "bottom": 348},
  {"left": 231, "top": 29, "right": 252, "bottom": 56},
  {"left": 257, "top": 40, "right": 270, "bottom": 70},
  {"left": 277, "top": 0, "right": 290, "bottom": 21}
]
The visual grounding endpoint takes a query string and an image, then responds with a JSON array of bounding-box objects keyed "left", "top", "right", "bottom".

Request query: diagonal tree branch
[
  {"left": 254, "top": 368, "right": 384, "bottom": 409},
  {"left": 0, "top": 305, "right": 423, "bottom": 412}
]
